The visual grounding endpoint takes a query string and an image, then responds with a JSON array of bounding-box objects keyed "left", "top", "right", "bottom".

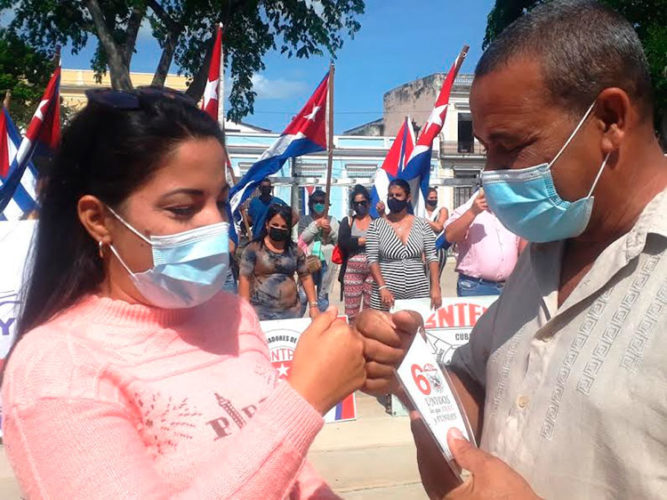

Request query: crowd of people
[
  {"left": 1, "top": 0, "right": 665, "bottom": 499},
  {"left": 233, "top": 177, "right": 515, "bottom": 322}
]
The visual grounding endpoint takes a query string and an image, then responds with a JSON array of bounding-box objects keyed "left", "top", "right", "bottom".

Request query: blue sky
[{"left": 61, "top": 0, "right": 495, "bottom": 133}]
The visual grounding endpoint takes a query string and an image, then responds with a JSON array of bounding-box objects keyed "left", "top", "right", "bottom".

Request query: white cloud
[
  {"left": 138, "top": 18, "right": 152, "bottom": 40},
  {"left": 303, "top": 0, "right": 325, "bottom": 19},
  {"left": 251, "top": 74, "right": 308, "bottom": 100}
]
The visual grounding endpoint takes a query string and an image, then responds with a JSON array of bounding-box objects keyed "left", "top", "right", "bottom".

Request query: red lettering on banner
[
  {"left": 424, "top": 312, "right": 437, "bottom": 329},
  {"left": 470, "top": 304, "right": 484, "bottom": 325},
  {"left": 270, "top": 348, "right": 294, "bottom": 362},
  {"left": 437, "top": 305, "right": 455, "bottom": 327},
  {"left": 455, "top": 303, "right": 467, "bottom": 325},
  {"left": 427, "top": 303, "right": 490, "bottom": 329}
]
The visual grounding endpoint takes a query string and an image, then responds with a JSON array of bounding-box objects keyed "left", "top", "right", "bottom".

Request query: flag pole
[
  {"left": 217, "top": 23, "right": 224, "bottom": 130},
  {"left": 217, "top": 23, "right": 237, "bottom": 186},
  {"left": 454, "top": 45, "right": 469, "bottom": 80},
  {"left": 323, "top": 61, "right": 334, "bottom": 216}
]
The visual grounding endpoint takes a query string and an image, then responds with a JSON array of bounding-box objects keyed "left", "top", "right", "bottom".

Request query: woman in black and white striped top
[{"left": 367, "top": 179, "right": 442, "bottom": 311}]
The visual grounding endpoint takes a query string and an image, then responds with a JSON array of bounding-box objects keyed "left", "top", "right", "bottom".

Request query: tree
[
  {"left": 483, "top": 0, "right": 667, "bottom": 145},
  {"left": 2, "top": 0, "right": 365, "bottom": 122},
  {"left": 0, "top": 28, "right": 58, "bottom": 128}
]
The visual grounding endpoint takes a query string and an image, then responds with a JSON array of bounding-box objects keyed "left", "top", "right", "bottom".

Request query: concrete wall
[{"left": 383, "top": 73, "right": 445, "bottom": 138}]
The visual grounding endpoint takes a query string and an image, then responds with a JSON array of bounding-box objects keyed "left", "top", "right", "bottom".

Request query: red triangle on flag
[{"left": 282, "top": 72, "right": 329, "bottom": 150}]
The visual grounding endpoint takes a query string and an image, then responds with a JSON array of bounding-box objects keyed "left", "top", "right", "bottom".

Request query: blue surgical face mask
[
  {"left": 107, "top": 207, "right": 230, "bottom": 309},
  {"left": 312, "top": 202, "right": 325, "bottom": 214},
  {"left": 481, "top": 102, "right": 609, "bottom": 243}
]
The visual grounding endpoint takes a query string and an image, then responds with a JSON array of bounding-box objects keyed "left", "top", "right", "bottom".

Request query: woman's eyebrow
[{"left": 160, "top": 188, "right": 204, "bottom": 199}]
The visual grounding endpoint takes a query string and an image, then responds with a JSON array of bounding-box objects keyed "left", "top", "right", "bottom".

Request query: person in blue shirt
[{"left": 246, "top": 178, "right": 295, "bottom": 239}]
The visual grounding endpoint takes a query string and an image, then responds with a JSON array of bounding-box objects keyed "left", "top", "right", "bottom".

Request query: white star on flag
[
  {"left": 203, "top": 78, "right": 219, "bottom": 106},
  {"left": 304, "top": 105, "right": 320, "bottom": 121},
  {"left": 277, "top": 363, "right": 289, "bottom": 377},
  {"left": 425, "top": 104, "right": 448, "bottom": 129},
  {"left": 34, "top": 99, "right": 49, "bottom": 122}
]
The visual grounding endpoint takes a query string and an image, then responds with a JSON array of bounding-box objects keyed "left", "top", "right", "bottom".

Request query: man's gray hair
[{"left": 476, "top": 0, "right": 653, "bottom": 120}]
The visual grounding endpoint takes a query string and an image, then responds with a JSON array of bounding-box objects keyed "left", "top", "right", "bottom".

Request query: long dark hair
[
  {"left": 12, "top": 91, "right": 225, "bottom": 353},
  {"left": 256, "top": 203, "right": 295, "bottom": 249},
  {"left": 388, "top": 178, "right": 411, "bottom": 195},
  {"left": 350, "top": 184, "right": 370, "bottom": 207}
]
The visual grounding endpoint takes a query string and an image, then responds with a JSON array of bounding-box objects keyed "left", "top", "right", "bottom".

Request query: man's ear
[
  {"left": 595, "top": 87, "right": 631, "bottom": 156},
  {"left": 77, "top": 195, "right": 112, "bottom": 246}
]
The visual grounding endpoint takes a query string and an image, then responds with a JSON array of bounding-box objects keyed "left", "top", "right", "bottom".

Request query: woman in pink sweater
[{"left": 1, "top": 88, "right": 366, "bottom": 499}]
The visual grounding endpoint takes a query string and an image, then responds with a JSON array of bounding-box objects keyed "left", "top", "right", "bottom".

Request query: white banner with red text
[{"left": 261, "top": 317, "right": 357, "bottom": 423}]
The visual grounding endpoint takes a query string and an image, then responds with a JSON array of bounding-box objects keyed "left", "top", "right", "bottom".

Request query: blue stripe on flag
[{"left": 230, "top": 136, "right": 324, "bottom": 217}]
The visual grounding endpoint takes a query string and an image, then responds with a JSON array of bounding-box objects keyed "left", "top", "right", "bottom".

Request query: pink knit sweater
[{"left": 2, "top": 293, "right": 337, "bottom": 499}]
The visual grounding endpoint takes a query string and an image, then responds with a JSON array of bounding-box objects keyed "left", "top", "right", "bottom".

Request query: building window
[
  {"left": 238, "top": 162, "right": 255, "bottom": 175},
  {"left": 458, "top": 113, "right": 474, "bottom": 153},
  {"left": 346, "top": 163, "right": 379, "bottom": 178},
  {"left": 453, "top": 168, "right": 481, "bottom": 208}
]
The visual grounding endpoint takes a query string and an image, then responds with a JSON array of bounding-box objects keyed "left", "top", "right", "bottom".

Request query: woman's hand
[
  {"left": 380, "top": 287, "right": 395, "bottom": 309},
  {"left": 430, "top": 286, "right": 442, "bottom": 310},
  {"left": 308, "top": 304, "right": 320, "bottom": 318},
  {"left": 288, "top": 307, "right": 366, "bottom": 415},
  {"left": 376, "top": 200, "right": 386, "bottom": 215}
]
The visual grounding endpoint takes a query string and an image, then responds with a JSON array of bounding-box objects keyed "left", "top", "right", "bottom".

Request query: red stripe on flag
[
  {"left": 338, "top": 394, "right": 356, "bottom": 420},
  {"left": 202, "top": 26, "right": 222, "bottom": 120},
  {"left": 0, "top": 110, "right": 10, "bottom": 178}
]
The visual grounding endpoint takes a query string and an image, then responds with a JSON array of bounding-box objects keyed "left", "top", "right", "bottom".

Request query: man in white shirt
[{"left": 355, "top": 1, "right": 667, "bottom": 498}]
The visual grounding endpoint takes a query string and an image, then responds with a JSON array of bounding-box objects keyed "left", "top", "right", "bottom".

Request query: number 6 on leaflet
[
  {"left": 396, "top": 329, "right": 477, "bottom": 481},
  {"left": 411, "top": 364, "right": 431, "bottom": 395}
]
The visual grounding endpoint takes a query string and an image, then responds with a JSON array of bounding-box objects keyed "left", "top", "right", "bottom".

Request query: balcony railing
[{"left": 441, "top": 141, "right": 486, "bottom": 155}]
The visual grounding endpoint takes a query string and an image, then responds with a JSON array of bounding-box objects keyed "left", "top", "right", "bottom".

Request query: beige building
[
  {"left": 345, "top": 73, "right": 486, "bottom": 210},
  {"left": 60, "top": 69, "right": 190, "bottom": 110}
]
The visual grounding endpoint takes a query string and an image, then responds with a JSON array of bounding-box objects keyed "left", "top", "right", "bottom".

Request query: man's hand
[
  {"left": 355, "top": 309, "right": 421, "bottom": 395},
  {"left": 445, "top": 428, "right": 541, "bottom": 500},
  {"left": 470, "top": 190, "right": 488, "bottom": 216}
]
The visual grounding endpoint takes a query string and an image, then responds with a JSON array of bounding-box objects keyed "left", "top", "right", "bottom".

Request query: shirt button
[{"left": 516, "top": 395, "right": 530, "bottom": 409}]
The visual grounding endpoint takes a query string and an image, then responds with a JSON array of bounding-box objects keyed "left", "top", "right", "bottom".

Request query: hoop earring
[{"left": 98, "top": 241, "right": 104, "bottom": 259}]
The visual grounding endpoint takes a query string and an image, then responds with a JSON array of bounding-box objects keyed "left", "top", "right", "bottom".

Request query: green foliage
[
  {"left": 0, "top": 28, "right": 58, "bottom": 128},
  {"left": 1, "top": 0, "right": 365, "bottom": 123},
  {"left": 483, "top": 0, "right": 667, "bottom": 140}
]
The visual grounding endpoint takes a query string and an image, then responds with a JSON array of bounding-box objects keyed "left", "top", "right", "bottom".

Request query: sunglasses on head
[{"left": 85, "top": 86, "right": 196, "bottom": 110}]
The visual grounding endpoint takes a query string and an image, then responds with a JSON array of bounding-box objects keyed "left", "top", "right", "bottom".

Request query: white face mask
[{"left": 107, "top": 206, "right": 230, "bottom": 309}]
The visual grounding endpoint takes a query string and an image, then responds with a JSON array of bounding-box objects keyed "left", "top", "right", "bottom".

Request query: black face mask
[
  {"left": 426, "top": 199, "right": 438, "bottom": 208},
  {"left": 353, "top": 202, "right": 368, "bottom": 216},
  {"left": 387, "top": 198, "right": 408, "bottom": 213},
  {"left": 259, "top": 186, "right": 272, "bottom": 197},
  {"left": 269, "top": 227, "right": 289, "bottom": 242}
]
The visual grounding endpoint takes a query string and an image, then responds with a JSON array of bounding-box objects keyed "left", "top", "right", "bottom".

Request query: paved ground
[
  {"left": 0, "top": 259, "right": 459, "bottom": 498},
  {"left": 308, "top": 393, "right": 426, "bottom": 499}
]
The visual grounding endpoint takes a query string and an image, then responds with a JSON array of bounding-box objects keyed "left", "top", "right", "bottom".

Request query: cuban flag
[
  {"left": 202, "top": 24, "right": 223, "bottom": 120},
  {"left": 403, "top": 51, "right": 466, "bottom": 217},
  {"left": 369, "top": 117, "right": 415, "bottom": 218},
  {"left": 0, "top": 108, "right": 39, "bottom": 220},
  {"left": 229, "top": 71, "right": 329, "bottom": 221},
  {"left": 324, "top": 394, "right": 357, "bottom": 423},
  {"left": 0, "top": 65, "right": 60, "bottom": 219}
]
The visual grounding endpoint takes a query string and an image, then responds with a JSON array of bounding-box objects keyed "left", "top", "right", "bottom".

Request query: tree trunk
[
  {"left": 85, "top": 0, "right": 133, "bottom": 90},
  {"left": 152, "top": 34, "right": 178, "bottom": 87},
  {"left": 184, "top": 38, "right": 214, "bottom": 103},
  {"left": 123, "top": 4, "right": 147, "bottom": 67}
]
